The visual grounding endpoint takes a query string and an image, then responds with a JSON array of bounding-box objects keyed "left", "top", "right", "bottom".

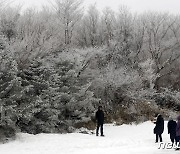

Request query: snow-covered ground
[{"left": 0, "top": 121, "right": 177, "bottom": 154}]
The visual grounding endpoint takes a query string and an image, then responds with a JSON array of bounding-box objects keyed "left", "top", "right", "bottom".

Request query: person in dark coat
[
  {"left": 175, "top": 115, "right": 180, "bottom": 150},
  {"left": 95, "top": 106, "right": 104, "bottom": 136},
  {"left": 154, "top": 114, "right": 164, "bottom": 143},
  {"left": 167, "top": 117, "right": 177, "bottom": 144}
]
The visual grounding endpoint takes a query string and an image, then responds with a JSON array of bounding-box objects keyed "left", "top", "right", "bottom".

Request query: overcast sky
[{"left": 13, "top": 0, "right": 180, "bottom": 14}]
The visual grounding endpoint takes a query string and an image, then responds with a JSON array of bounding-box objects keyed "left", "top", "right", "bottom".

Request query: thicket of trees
[{"left": 0, "top": 0, "right": 180, "bottom": 138}]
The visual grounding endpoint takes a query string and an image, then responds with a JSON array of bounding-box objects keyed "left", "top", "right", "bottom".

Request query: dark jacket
[
  {"left": 154, "top": 114, "right": 164, "bottom": 134},
  {"left": 95, "top": 109, "right": 104, "bottom": 124},
  {"left": 168, "top": 120, "right": 177, "bottom": 135},
  {"left": 176, "top": 115, "right": 180, "bottom": 136}
]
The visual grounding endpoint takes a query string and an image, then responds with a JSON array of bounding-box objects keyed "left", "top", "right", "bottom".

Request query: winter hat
[
  {"left": 98, "top": 106, "right": 102, "bottom": 110},
  {"left": 169, "top": 116, "right": 173, "bottom": 121}
]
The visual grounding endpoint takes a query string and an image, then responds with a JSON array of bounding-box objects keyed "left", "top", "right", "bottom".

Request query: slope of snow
[{"left": 0, "top": 121, "right": 177, "bottom": 154}]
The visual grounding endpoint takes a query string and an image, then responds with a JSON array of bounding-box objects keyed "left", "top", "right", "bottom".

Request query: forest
[{"left": 0, "top": 0, "right": 180, "bottom": 140}]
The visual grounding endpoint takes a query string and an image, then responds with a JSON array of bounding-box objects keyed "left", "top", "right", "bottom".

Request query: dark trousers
[
  {"left": 156, "top": 134, "right": 162, "bottom": 142},
  {"left": 170, "top": 133, "right": 176, "bottom": 143},
  {"left": 96, "top": 123, "right": 103, "bottom": 136},
  {"left": 175, "top": 136, "right": 180, "bottom": 150},
  {"left": 176, "top": 136, "right": 180, "bottom": 143}
]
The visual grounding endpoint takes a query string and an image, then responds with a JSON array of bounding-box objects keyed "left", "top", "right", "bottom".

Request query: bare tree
[
  {"left": 12, "top": 8, "right": 60, "bottom": 68},
  {"left": 53, "top": 0, "right": 83, "bottom": 45},
  {"left": 0, "top": 0, "right": 12, "bottom": 11},
  {"left": 132, "top": 15, "right": 146, "bottom": 62},
  {"left": 116, "top": 6, "right": 133, "bottom": 41},
  {"left": 142, "top": 13, "right": 180, "bottom": 89},
  {"left": 101, "top": 7, "right": 115, "bottom": 47},
  {"left": 114, "top": 6, "right": 134, "bottom": 58},
  {"left": 85, "top": 4, "right": 100, "bottom": 47},
  {"left": 0, "top": 6, "right": 20, "bottom": 41},
  {"left": 75, "top": 18, "right": 88, "bottom": 47}
]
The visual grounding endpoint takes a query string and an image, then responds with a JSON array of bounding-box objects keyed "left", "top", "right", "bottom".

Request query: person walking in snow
[
  {"left": 154, "top": 114, "right": 164, "bottom": 143},
  {"left": 175, "top": 115, "right": 180, "bottom": 150},
  {"left": 95, "top": 106, "right": 104, "bottom": 136},
  {"left": 167, "top": 117, "right": 177, "bottom": 144}
]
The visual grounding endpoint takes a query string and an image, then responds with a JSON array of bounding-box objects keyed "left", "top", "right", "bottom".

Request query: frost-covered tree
[
  {"left": 0, "top": 35, "right": 20, "bottom": 127},
  {"left": 53, "top": 0, "right": 83, "bottom": 45},
  {"left": 101, "top": 7, "right": 115, "bottom": 47},
  {"left": 0, "top": 6, "right": 20, "bottom": 41},
  {"left": 138, "top": 59, "right": 157, "bottom": 90},
  {"left": 38, "top": 51, "right": 98, "bottom": 129},
  {"left": 142, "top": 13, "right": 180, "bottom": 90},
  {"left": 12, "top": 49, "right": 99, "bottom": 134},
  {"left": 85, "top": 4, "right": 100, "bottom": 47}
]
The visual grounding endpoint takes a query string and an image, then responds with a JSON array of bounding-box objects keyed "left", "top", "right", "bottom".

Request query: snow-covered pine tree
[
  {"left": 36, "top": 51, "right": 98, "bottom": 133},
  {"left": 0, "top": 35, "right": 45, "bottom": 134},
  {"left": 0, "top": 35, "right": 20, "bottom": 127},
  {"left": 14, "top": 50, "right": 98, "bottom": 134},
  {"left": 16, "top": 59, "right": 50, "bottom": 134},
  {"left": 0, "top": 35, "right": 21, "bottom": 140}
]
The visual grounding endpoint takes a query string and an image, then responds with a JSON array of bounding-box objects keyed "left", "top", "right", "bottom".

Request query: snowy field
[{"left": 0, "top": 121, "right": 178, "bottom": 154}]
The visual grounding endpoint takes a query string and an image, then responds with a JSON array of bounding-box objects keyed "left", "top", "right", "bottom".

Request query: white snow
[{"left": 0, "top": 121, "right": 177, "bottom": 154}]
